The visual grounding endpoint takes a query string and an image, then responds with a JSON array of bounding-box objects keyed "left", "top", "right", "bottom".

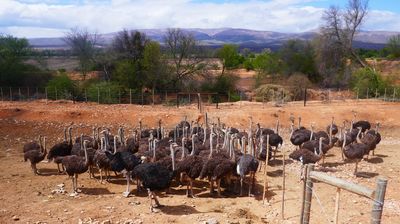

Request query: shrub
[
  {"left": 86, "top": 81, "right": 124, "bottom": 104},
  {"left": 286, "top": 73, "right": 313, "bottom": 100},
  {"left": 254, "top": 84, "right": 292, "bottom": 102},
  {"left": 351, "top": 68, "right": 391, "bottom": 98},
  {"left": 46, "top": 74, "right": 77, "bottom": 100}
]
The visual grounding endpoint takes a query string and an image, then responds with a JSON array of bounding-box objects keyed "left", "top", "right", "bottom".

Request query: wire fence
[{"left": 1, "top": 86, "right": 399, "bottom": 106}]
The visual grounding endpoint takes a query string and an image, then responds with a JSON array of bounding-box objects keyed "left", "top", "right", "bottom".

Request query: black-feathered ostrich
[
  {"left": 24, "top": 136, "right": 47, "bottom": 175},
  {"left": 47, "top": 127, "right": 73, "bottom": 173},
  {"left": 23, "top": 135, "right": 42, "bottom": 153},
  {"left": 289, "top": 137, "right": 324, "bottom": 179},
  {"left": 61, "top": 140, "right": 90, "bottom": 196},
  {"left": 93, "top": 137, "right": 111, "bottom": 183},
  {"left": 236, "top": 153, "right": 259, "bottom": 196},
  {"left": 342, "top": 130, "right": 368, "bottom": 175},
  {"left": 364, "top": 122, "right": 381, "bottom": 156},
  {"left": 105, "top": 136, "right": 142, "bottom": 197}
]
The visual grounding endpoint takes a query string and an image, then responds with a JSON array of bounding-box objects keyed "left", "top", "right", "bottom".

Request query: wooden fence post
[
  {"left": 375, "top": 89, "right": 378, "bottom": 99},
  {"left": 97, "top": 87, "right": 100, "bottom": 104},
  {"left": 45, "top": 87, "right": 47, "bottom": 103},
  {"left": 367, "top": 88, "right": 369, "bottom": 99},
  {"left": 27, "top": 87, "right": 30, "bottom": 100},
  {"left": 302, "top": 164, "right": 314, "bottom": 224},
  {"left": 0, "top": 87, "right": 3, "bottom": 101},
  {"left": 55, "top": 87, "right": 57, "bottom": 100},
  {"left": 129, "top": 89, "right": 132, "bottom": 104},
  {"left": 281, "top": 146, "right": 286, "bottom": 220},
  {"left": 300, "top": 166, "right": 307, "bottom": 224},
  {"left": 356, "top": 88, "right": 359, "bottom": 101},
  {"left": 176, "top": 93, "right": 179, "bottom": 108},
  {"left": 18, "top": 87, "right": 21, "bottom": 101},
  {"left": 85, "top": 89, "right": 87, "bottom": 103},
  {"left": 370, "top": 177, "right": 388, "bottom": 224},
  {"left": 304, "top": 88, "right": 307, "bottom": 107},
  {"left": 9, "top": 87, "right": 12, "bottom": 101},
  {"left": 384, "top": 88, "right": 387, "bottom": 101},
  {"left": 334, "top": 188, "right": 341, "bottom": 224}
]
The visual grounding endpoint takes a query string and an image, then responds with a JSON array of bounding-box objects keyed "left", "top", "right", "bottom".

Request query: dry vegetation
[{"left": 1, "top": 100, "right": 400, "bottom": 224}]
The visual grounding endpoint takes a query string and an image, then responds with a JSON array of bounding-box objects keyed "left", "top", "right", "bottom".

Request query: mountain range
[{"left": 28, "top": 28, "right": 400, "bottom": 51}]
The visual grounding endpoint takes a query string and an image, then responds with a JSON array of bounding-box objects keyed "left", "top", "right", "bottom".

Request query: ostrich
[
  {"left": 326, "top": 117, "right": 338, "bottom": 136},
  {"left": 93, "top": 137, "right": 111, "bottom": 183},
  {"left": 61, "top": 140, "right": 90, "bottom": 196},
  {"left": 356, "top": 127, "right": 377, "bottom": 159},
  {"left": 24, "top": 136, "right": 47, "bottom": 175},
  {"left": 71, "top": 134, "right": 97, "bottom": 178},
  {"left": 176, "top": 134, "right": 204, "bottom": 197},
  {"left": 289, "top": 137, "right": 323, "bottom": 179},
  {"left": 290, "top": 124, "right": 311, "bottom": 148},
  {"left": 236, "top": 154, "right": 259, "bottom": 196},
  {"left": 342, "top": 131, "right": 368, "bottom": 175},
  {"left": 105, "top": 136, "right": 142, "bottom": 197},
  {"left": 353, "top": 120, "right": 371, "bottom": 133},
  {"left": 48, "top": 127, "right": 73, "bottom": 173},
  {"left": 133, "top": 162, "right": 176, "bottom": 212},
  {"left": 366, "top": 123, "right": 381, "bottom": 155},
  {"left": 23, "top": 135, "right": 42, "bottom": 153}
]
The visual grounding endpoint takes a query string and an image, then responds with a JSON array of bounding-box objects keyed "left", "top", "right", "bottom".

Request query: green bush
[
  {"left": 46, "top": 74, "right": 77, "bottom": 100},
  {"left": 351, "top": 68, "right": 390, "bottom": 98},
  {"left": 87, "top": 81, "right": 124, "bottom": 104}
]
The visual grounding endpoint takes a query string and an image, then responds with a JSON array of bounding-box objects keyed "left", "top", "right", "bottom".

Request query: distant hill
[{"left": 28, "top": 28, "right": 398, "bottom": 51}]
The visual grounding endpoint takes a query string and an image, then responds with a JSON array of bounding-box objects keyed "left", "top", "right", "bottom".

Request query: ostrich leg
[
  {"left": 123, "top": 171, "right": 131, "bottom": 197},
  {"left": 31, "top": 163, "right": 38, "bottom": 175},
  {"left": 240, "top": 177, "right": 244, "bottom": 196},
  {"left": 249, "top": 172, "right": 255, "bottom": 197},
  {"left": 99, "top": 168, "right": 104, "bottom": 184},
  {"left": 354, "top": 160, "right": 359, "bottom": 175},
  {"left": 75, "top": 174, "right": 82, "bottom": 193},
  {"left": 217, "top": 179, "right": 222, "bottom": 197},
  {"left": 189, "top": 178, "right": 196, "bottom": 198}
]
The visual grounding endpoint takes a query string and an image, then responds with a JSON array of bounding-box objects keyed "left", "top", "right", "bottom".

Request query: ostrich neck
[
  {"left": 64, "top": 129, "right": 67, "bottom": 142},
  {"left": 83, "top": 143, "right": 89, "bottom": 165},
  {"left": 209, "top": 134, "right": 214, "bottom": 158},
  {"left": 170, "top": 145, "right": 175, "bottom": 171},
  {"left": 68, "top": 128, "right": 72, "bottom": 146},
  {"left": 191, "top": 136, "right": 195, "bottom": 156}
]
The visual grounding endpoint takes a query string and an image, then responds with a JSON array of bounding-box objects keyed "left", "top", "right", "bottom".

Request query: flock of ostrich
[{"left": 22, "top": 113, "right": 382, "bottom": 212}]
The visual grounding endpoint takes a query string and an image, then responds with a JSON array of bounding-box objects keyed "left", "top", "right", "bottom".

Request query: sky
[{"left": 1, "top": 0, "right": 399, "bottom": 38}]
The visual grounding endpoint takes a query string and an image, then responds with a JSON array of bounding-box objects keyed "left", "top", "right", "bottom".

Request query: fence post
[
  {"left": 393, "top": 88, "right": 397, "bottom": 102},
  {"left": 18, "top": 87, "right": 21, "bottom": 101},
  {"left": 383, "top": 88, "right": 387, "bottom": 101},
  {"left": 303, "top": 88, "right": 307, "bottom": 107},
  {"left": 141, "top": 91, "right": 144, "bottom": 106},
  {"left": 371, "top": 177, "right": 387, "bottom": 224},
  {"left": 85, "top": 89, "right": 87, "bottom": 103},
  {"left": 152, "top": 88, "right": 155, "bottom": 106},
  {"left": 0, "top": 87, "right": 3, "bottom": 101},
  {"left": 36, "top": 87, "right": 38, "bottom": 99},
  {"left": 302, "top": 164, "right": 314, "bottom": 224},
  {"left": 97, "top": 87, "right": 100, "bottom": 104},
  {"left": 375, "top": 89, "right": 378, "bottom": 99},
  {"left": 334, "top": 188, "right": 341, "bottom": 224},
  {"left": 55, "top": 87, "right": 57, "bottom": 100},
  {"left": 367, "top": 88, "right": 369, "bottom": 99},
  {"left": 119, "top": 89, "right": 121, "bottom": 104},
  {"left": 45, "top": 87, "right": 48, "bottom": 102},
  {"left": 165, "top": 91, "right": 167, "bottom": 104},
  {"left": 356, "top": 88, "right": 359, "bottom": 101},
  {"left": 9, "top": 87, "right": 12, "bottom": 101},
  {"left": 129, "top": 89, "right": 132, "bottom": 104},
  {"left": 27, "top": 87, "right": 30, "bottom": 100},
  {"left": 176, "top": 93, "right": 179, "bottom": 108},
  {"left": 228, "top": 91, "right": 230, "bottom": 102}
]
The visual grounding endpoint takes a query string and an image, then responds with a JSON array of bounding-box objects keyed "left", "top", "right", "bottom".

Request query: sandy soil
[{"left": 1, "top": 100, "right": 400, "bottom": 224}]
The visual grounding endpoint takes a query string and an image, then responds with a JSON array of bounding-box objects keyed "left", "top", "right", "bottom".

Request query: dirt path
[{"left": 0, "top": 100, "right": 399, "bottom": 224}]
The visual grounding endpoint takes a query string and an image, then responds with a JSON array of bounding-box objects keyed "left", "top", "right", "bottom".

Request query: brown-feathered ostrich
[
  {"left": 24, "top": 136, "right": 47, "bottom": 175},
  {"left": 71, "top": 134, "right": 97, "bottom": 178},
  {"left": 61, "top": 140, "right": 90, "bottom": 196},
  {"left": 290, "top": 122, "right": 312, "bottom": 148},
  {"left": 176, "top": 134, "right": 204, "bottom": 197},
  {"left": 23, "top": 135, "right": 42, "bottom": 153},
  {"left": 342, "top": 130, "right": 368, "bottom": 175},
  {"left": 356, "top": 127, "right": 377, "bottom": 159},
  {"left": 47, "top": 127, "right": 73, "bottom": 173}
]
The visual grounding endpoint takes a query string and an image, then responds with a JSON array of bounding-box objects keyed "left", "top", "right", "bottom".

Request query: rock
[
  {"left": 203, "top": 218, "right": 219, "bottom": 224},
  {"left": 133, "top": 219, "right": 143, "bottom": 224},
  {"left": 12, "top": 215, "right": 19, "bottom": 221},
  {"left": 101, "top": 220, "right": 111, "bottom": 224}
]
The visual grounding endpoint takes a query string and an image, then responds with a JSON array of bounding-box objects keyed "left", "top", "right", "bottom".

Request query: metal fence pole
[
  {"left": 370, "top": 177, "right": 388, "bottom": 224},
  {"left": 356, "top": 88, "right": 359, "bottom": 101},
  {"left": 97, "top": 87, "right": 100, "bottom": 104},
  {"left": 375, "top": 89, "right": 378, "bottom": 99},
  {"left": 45, "top": 87, "right": 48, "bottom": 102},
  {"left": 18, "top": 87, "right": 21, "bottom": 101},
  {"left": 119, "top": 89, "right": 121, "bottom": 104},
  {"left": 393, "top": 88, "right": 397, "bottom": 102},
  {"left": 176, "top": 93, "right": 179, "bottom": 108},
  {"left": 304, "top": 88, "right": 307, "bottom": 107},
  {"left": 367, "top": 88, "right": 369, "bottom": 99},
  {"left": 384, "top": 88, "right": 387, "bottom": 101},
  {"left": 9, "top": 87, "right": 12, "bottom": 101},
  {"left": 85, "top": 89, "right": 87, "bottom": 103},
  {"left": 36, "top": 87, "right": 38, "bottom": 99},
  {"left": 55, "top": 87, "right": 58, "bottom": 100},
  {"left": 27, "top": 87, "right": 30, "bottom": 100},
  {"left": 0, "top": 87, "right": 3, "bottom": 101},
  {"left": 141, "top": 91, "right": 144, "bottom": 106}
]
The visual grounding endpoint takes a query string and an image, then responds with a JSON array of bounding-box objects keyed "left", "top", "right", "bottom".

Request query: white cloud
[{"left": 0, "top": 0, "right": 399, "bottom": 38}]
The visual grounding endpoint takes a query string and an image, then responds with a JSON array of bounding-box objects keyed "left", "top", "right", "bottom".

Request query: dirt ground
[{"left": 1, "top": 99, "right": 400, "bottom": 224}]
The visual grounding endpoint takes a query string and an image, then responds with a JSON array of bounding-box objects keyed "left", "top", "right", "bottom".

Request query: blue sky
[{"left": 1, "top": 0, "right": 399, "bottom": 38}]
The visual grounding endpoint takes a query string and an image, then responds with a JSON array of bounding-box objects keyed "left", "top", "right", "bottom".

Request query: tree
[
  {"left": 216, "top": 44, "right": 243, "bottom": 73},
  {"left": 252, "top": 51, "right": 280, "bottom": 75},
  {"left": 142, "top": 41, "right": 169, "bottom": 92},
  {"left": 164, "top": 28, "right": 205, "bottom": 89},
  {"left": 386, "top": 34, "right": 400, "bottom": 59},
  {"left": 63, "top": 28, "right": 98, "bottom": 80},
  {"left": 112, "top": 30, "right": 149, "bottom": 62},
  {"left": 279, "top": 39, "right": 318, "bottom": 81},
  {"left": 321, "top": 0, "right": 369, "bottom": 67}
]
